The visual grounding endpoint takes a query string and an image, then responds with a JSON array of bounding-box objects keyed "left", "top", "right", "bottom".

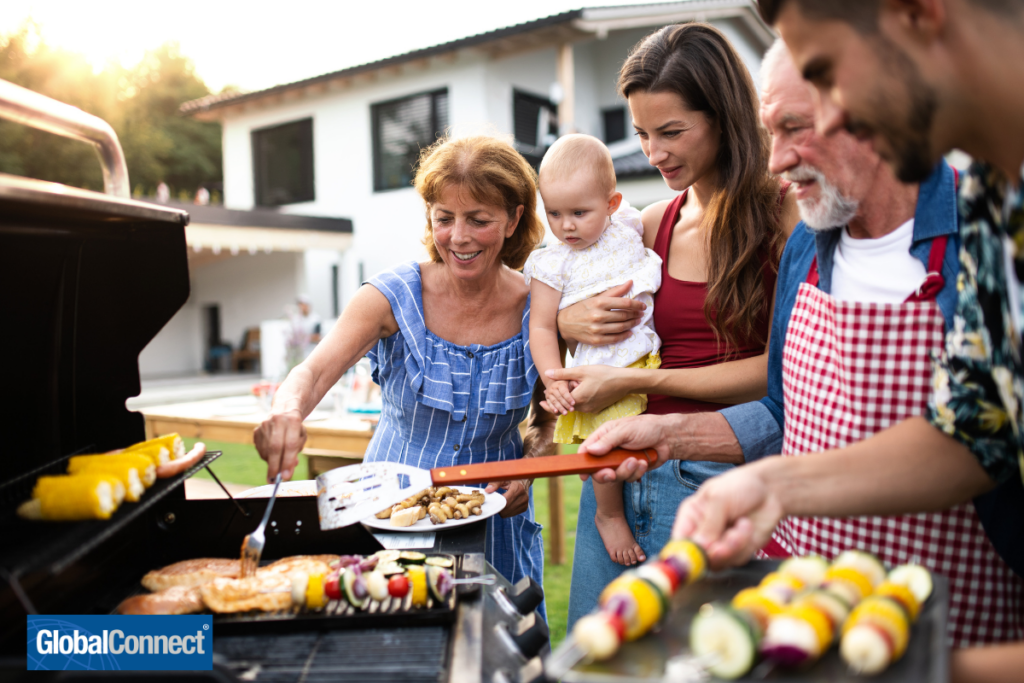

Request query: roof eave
[
  {"left": 575, "top": 1, "right": 773, "bottom": 44},
  {"left": 181, "top": 2, "right": 774, "bottom": 121},
  {"left": 180, "top": 8, "right": 585, "bottom": 120}
]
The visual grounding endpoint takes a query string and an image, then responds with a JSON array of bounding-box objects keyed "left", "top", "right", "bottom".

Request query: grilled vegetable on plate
[{"left": 318, "top": 449, "right": 657, "bottom": 530}]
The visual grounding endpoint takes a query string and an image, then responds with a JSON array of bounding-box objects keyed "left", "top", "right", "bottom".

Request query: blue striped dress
[{"left": 364, "top": 262, "right": 545, "bottom": 619}]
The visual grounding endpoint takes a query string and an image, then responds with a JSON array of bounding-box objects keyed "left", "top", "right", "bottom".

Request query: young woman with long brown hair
[{"left": 551, "top": 23, "right": 799, "bottom": 626}]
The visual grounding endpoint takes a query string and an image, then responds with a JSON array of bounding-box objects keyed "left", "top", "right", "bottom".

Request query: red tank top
[{"left": 647, "top": 189, "right": 777, "bottom": 415}]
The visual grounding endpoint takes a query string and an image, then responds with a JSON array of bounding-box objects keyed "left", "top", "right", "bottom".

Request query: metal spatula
[{"left": 316, "top": 449, "right": 656, "bottom": 530}]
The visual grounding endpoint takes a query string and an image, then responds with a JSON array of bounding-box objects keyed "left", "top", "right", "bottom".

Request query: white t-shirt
[{"left": 831, "top": 219, "right": 928, "bottom": 304}]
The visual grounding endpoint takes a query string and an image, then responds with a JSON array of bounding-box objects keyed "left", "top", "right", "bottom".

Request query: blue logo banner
[{"left": 27, "top": 615, "right": 213, "bottom": 671}]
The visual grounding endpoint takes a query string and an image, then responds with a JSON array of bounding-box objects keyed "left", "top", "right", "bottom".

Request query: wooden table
[
  {"left": 140, "top": 397, "right": 375, "bottom": 454},
  {"left": 140, "top": 396, "right": 567, "bottom": 565}
]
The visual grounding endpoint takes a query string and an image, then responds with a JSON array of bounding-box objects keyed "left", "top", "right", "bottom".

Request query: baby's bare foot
[{"left": 595, "top": 511, "right": 646, "bottom": 566}]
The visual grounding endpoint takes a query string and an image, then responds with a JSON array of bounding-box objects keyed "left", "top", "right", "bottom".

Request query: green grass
[
  {"left": 185, "top": 438, "right": 308, "bottom": 486},
  {"left": 532, "top": 475, "right": 582, "bottom": 647},
  {"left": 183, "top": 437, "right": 582, "bottom": 646}
]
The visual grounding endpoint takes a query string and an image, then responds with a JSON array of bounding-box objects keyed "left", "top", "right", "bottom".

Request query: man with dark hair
[
  {"left": 578, "top": 39, "right": 1023, "bottom": 647},
  {"left": 583, "top": 1, "right": 1024, "bottom": 678},
  {"left": 617, "top": 0, "right": 1024, "bottom": 564}
]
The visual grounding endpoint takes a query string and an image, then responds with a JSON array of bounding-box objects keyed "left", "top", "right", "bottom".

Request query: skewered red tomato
[{"left": 387, "top": 574, "right": 410, "bottom": 598}]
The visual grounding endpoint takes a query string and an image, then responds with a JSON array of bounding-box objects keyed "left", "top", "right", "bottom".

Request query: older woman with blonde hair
[{"left": 255, "top": 135, "right": 554, "bottom": 610}]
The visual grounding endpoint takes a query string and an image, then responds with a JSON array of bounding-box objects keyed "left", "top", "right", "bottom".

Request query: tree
[{"left": 0, "top": 22, "right": 222, "bottom": 199}]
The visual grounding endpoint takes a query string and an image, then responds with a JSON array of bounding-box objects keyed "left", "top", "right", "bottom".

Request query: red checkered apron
[{"left": 763, "top": 234, "right": 1024, "bottom": 646}]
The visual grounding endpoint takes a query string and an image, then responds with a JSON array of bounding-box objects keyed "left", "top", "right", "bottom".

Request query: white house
[
  {"left": 136, "top": 200, "right": 352, "bottom": 378},
  {"left": 156, "top": 1, "right": 772, "bottom": 378}
]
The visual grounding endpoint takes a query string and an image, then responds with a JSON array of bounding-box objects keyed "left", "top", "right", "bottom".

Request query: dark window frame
[
  {"left": 602, "top": 106, "right": 628, "bottom": 144},
  {"left": 371, "top": 88, "right": 449, "bottom": 193},
  {"left": 512, "top": 89, "right": 558, "bottom": 169},
  {"left": 251, "top": 117, "right": 315, "bottom": 207}
]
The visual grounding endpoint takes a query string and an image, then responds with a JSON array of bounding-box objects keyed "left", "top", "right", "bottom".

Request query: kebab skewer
[
  {"left": 546, "top": 539, "right": 709, "bottom": 678},
  {"left": 688, "top": 556, "right": 828, "bottom": 679},
  {"left": 841, "top": 564, "right": 933, "bottom": 675}
]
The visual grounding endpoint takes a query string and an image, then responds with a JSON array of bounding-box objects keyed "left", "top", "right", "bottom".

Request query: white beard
[{"left": 783, "top": 164, "right": 859, "bottom": 231}]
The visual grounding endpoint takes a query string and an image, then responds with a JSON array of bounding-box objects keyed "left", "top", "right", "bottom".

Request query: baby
[{"left": 523, "top": 134, "right": 662, "bottom": 566}]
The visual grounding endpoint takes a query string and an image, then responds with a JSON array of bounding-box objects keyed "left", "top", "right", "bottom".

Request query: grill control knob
[
  {"left": 506, "top": 577, "right": 544, "bottom": 615},
  {"left": 510, "top": 614, "right": 549, "bottom": 659}
]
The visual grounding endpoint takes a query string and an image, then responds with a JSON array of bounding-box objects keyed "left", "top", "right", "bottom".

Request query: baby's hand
[{"left": 545, "top": 380, "right": 576, "bottom": 416}]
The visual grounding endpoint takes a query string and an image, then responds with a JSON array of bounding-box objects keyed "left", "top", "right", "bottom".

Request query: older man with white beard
[{"left": 578, "top": 40, "right": 969, "bottom": 580}]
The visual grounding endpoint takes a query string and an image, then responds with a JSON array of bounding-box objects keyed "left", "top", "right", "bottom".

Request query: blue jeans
[{"left": 567, "top": 459, "right": 733, "bottom": 630}]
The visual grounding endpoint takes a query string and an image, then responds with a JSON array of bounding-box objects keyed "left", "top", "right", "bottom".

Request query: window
[
  {"left": 513, "top": 89, "right": 558, "bottom": 168},
  {"left": 252, "top": 118, "right": 315, "bottom": 206},
  {"left": 372, "top": 89, "right": 448, "bottom": 192},
  {"left": 603, "top": 107, "right": 627, "bottom": 144}
]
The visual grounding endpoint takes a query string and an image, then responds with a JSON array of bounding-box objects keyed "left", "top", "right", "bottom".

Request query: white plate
[
  {"left": 361, "top": 486, "right": 506, "bottom": 532},
  {"left": 237, "top": 480, "right": 318, "bottom": 498}
]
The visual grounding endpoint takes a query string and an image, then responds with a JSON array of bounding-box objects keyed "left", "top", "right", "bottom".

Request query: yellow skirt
[{"left": 553, "top": 352, "right": 661, "bottom": 445}]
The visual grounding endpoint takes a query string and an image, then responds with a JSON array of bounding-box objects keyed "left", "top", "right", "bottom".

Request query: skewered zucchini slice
[
  {"left": 342, "top": 570, "right": 368, "bottom": 608},
  {"left": 425, "top": 556, "right": 454, "bottom": 568},
  {"left": 399, "top": 551, "right": 427, "bottom": 565},
  {"left": 373, "top": 550, "right": 401, "bottom": 564},
  {"left": 690, "top": 603, "right": 760, "bottom": 680},
  {"left": 887, "top": 564, "right": 934, "bottom": 604}
]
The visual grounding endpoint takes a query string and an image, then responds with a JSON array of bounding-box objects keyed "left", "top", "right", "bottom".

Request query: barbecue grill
[{"left": 0, "top": 79, "right": 548, "bottom": 682}]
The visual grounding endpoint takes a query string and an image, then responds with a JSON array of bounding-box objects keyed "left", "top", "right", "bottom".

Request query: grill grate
[
  {"left": 0, "top": 450, "right": 223, "bottom": 579},
  {"left": 0, "top": 444, "right": 96, "bottom": 512},
  {"left": 213, "top": 554, "right": 461, "bottom": 635},
  {"left": 214, "top": 627, "right": 450, "bottom": 683}
]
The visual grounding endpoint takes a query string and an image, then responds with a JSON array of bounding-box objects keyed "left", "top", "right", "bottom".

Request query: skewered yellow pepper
[
  {"left": 824, "top": 566, "right": 874, "bottom": 603},
  {"left": 305, "top": 573, "right": 328, "bottom": 610},
  {"left": 731, "top": 587, "right": 784, "bottom": 632},
  {"left": 843, "top": 595, "right": 910, "bottom": 659},
  {"left": 659, "top": 539, "right": 706, "bottom": 579},
  {"left": 875, "top": 581, "right": 921, "bottom": 622},
  {"left": 408, "top": 566, "right": 428, "bottom": 607},
  {"left": 599, "top": 574, "right": 664, "bottom": 641}
]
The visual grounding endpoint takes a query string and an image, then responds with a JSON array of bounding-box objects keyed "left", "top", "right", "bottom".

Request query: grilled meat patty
[
  {"left": 141, "top": 558, "right": 241, "bottom": 591},
  {"left": 117, "top": 585, "right": 204, "bottom": 615},
  {"left": 201, "top": 574, "right": 293, "bottom": 613}
]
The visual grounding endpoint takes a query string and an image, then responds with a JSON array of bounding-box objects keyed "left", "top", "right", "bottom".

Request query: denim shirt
[{"left": 721, "top": 160, "right": 960, "bottom": 460}]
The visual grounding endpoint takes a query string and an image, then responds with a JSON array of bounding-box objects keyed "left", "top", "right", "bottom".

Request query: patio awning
[
  {"left": 185, "top": 223, "right": 352, "bottom": 255},
  {"left": 140, "top": 198, "right": 354, "bottom": 256}
]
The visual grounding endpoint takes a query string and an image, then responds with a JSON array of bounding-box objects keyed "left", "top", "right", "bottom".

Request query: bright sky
[{"left": 0, "top": 0, "right": 673, "bottom": 93}]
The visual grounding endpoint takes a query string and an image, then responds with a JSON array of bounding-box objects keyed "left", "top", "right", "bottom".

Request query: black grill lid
[{"left": 0, "top": 172, "right": 190, "bottom": 482}]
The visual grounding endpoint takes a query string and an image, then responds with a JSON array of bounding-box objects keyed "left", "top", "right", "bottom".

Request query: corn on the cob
[
  {"left": 69, "top": 453, "right": 156, "bottom": 487},
  {"left": 18, "top": 474, "right": 123, "bottom": 520},
  {"left": 69, "top": 461, "right": 143, "bottom": 501},
  {"left": 69, "top": 453, "right": 156, "bottom": 497},
  {"left": 125, "top": 433, "right": 184, "bottom": 464}
]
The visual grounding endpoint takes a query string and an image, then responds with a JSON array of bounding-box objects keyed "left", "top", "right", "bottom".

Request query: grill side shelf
[{"left": 1, "top": 450, "right": 222, "bottom": 579}]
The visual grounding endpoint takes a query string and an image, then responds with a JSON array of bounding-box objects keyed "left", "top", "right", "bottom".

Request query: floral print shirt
[{"left": 928, "top": 162, "right": 1024, "bottom": 484}]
